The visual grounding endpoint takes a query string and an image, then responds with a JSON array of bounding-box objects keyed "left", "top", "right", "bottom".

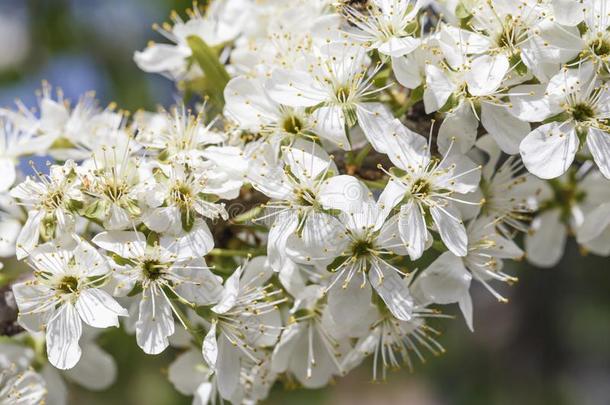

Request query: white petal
[
  {"left": 168, "top": 349, "right": 209, "bottom": 395},
  {"left": 41, "top": 365, "right": 68, "bottom": 405},
  {"left": 552, "top": 0, "right": 585, "bottom": 25},
  {"left": 318, "top": 175, "right": 373, "bottom": 214},
  {"left": 465, "top": 54, "right": 509, "bottom": 96},
  {"left": 216, "top": 333, "right": 241, "bottom": 400},
  {"left": 160, "top": 221, "right": 215, "bottom": 260},
  {"left": 73, "top": 241, "right": 109, "bottom": 277},
  {"left": 76, "top": 288, "right": 127, "bottom": 328},
  {"left": 481, "top": 102, "right": 530, "bottom": 155},
  {"left": 525, "top": 209, "right": 567, "bottom": 268},
  {"left": 92, "top": 231, "right": 147, "bottom": 259},
  {"left": 224, "top": 76, "right": 279, "bottom": 130},
  {"left": 46, "top": 304, "right": 83, "bottom": 369},
  {"left": 392, "top": 55, "right": 422, "bottom": 89},
  {"left": 458, "top": 294, "right": 474, "bottom": 332},
  {"left": 508, "top": 84, "right": 558, "bottom": 122},
  {"left": 143, "top": 207, "right": 176, "bottom": 233},
  {"left": 327, "top": 274, "right": 373, "bottom": 333},
  {"left": 416, "top": 252, "right": 472, "bottom": 305},
  {"left": 398, "top": 201, "right": 428, "bottom": 260},
  {"left": 202, "top": 322, "right": 218, "bottom": 369},
  {"left": 266, "top": 68, "right": 327, "bottom": 107},
  {"left": 430, "top": 203, "right": 468, "bottom": 257},
  {"left": 136, "top": 286, "right": 175, "bottom": 355},
  {"left": 40, "top": 98, "right": 69, "bottom": 131},
  {"left": 369, "top": 260, "right": 413, "bottom": 321},
  {"left": 378, "top": 36, "right": 420, "bottom": 57},
  {"left": 520, "top": 122, "right": 578, "bottom": 179},
  {"left": 0, "top": 217, "right": 21, "bottom": 257},
  {"left": 15, "top": 210, "right": 43, "bottom": 260},
  {"left": 383, "top": 119, "right": 430, "bottom": 170},
  {"left": 285, "top": 213, "right": 344, "bottom": 267},
  {"left": 466, "top": 54, "right": 509, "bottom": 96},
  {"left": 271, "top": 323, "right": 302, "bottom": 373},
  {"left": 576, "top": 203, "right": 610, "bottom": 244},
  {"left": 63, "top": 343, "right": 117, "bottom": 390},
  {"left": 378, "top": 177, "right": 408, "bottom": 216},
  {"left": 105, "top": 204, "right": 131, "bottom": 230},
  {"left": 267, "top": 212, "right": 298, "bottom": 272},
  {"left": 283, "top": 139, "right": 332, "bottom": 181},
  {"left": 437, "top": 102, "right": 478, "bottom": 155},
  {"left": 587, "top": 128, "right": 610, "bottom": 179},
  {"left": 211, "top": 266, "right": 241, "bottom": 314},
  {"left": 357, "top": 103, "right": 395, "bottom": 153},
  {"left": 0, "top": 157, "right": 16, "bottom": 192},
  {"left": 193, "top": 383, "right": 214, "bottom": 405},
  {"left": 133, "top": 44, "right": 190, "bottom": 74},
  {"left": 174, "top": 261, "right": 223, "bottom": 306},
  {"left": 423, "top": 64, "right": 457, "bottom": 113},
  {"left": 312, "top": 105, "right": 349, "bottom": 149}
]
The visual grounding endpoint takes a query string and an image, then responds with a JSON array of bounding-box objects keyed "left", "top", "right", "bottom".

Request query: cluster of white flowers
[{"left": 1, "top": 0, "right": 609, "bottom": 403}]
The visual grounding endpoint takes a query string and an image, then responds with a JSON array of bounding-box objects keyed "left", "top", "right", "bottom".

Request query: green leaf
[{"left": 187, "top": 35, "right": 230, "bottom": 108}]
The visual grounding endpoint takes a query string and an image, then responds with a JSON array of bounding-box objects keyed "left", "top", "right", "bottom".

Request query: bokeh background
[{"left": 1, "top": 1, "right": 610, "bottom": 404}]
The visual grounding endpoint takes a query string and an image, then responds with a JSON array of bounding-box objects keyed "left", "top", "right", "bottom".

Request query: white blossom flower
[
  {"left": 92, "top": 225, "right": 222, "bottom": 354},
  {"left": 140, "top": 162, "right": 228, "bottom": 234},
  {"left": 379, "top": 120, "right": 481, "bottom": 259},
  {"left": 516, "top": 64, "right": 610, "bottom": 179},
  {"left": 201, "top": 257, "right": 283, "bottom": 400},
  {"left": 12, "top": 241, "right": 127, "bottom": 369},
  {"left": 10, "top": 161, "right": 82, "bottom": 259},
  {"left": 292, "top": 192, "right": 416, "bottom": 322},
  {"left": 271, "top": 285, "right": 348, "bottom": 388},
  {"left": 341, "top": 307, "right": 444, "bottom": 380},
  {"left": 0, "top": 364, "right": 46, "bottom": 405},
  {"left": 134, "top": 0, "right": 249, "bottom": 81},
  {"left": 266, "top": 43, "right": 394, "bottom": 152},
  {"left": 526, "top": 166, "right": 610, "bottom": 267},
  {"left": 247, "top": 140, "right": 362, "bottom": 271},
  {"left": 340, "top": 0, "right": 423, "bottom": 57},
  {"left": 413, "top": 217, "right": 522, "bottom": 329}
]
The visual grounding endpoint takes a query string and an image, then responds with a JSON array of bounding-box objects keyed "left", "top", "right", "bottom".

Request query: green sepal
[{"left": 181, "top": 208, "right": 195, "bottom": 232}]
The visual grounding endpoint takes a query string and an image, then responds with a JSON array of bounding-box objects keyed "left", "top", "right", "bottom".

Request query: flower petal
[
  {"left": 46, "top": 304, "right": 83, "bottom": 369},
  {"left": 76, "top": 288, "right": 127, "bottom": 328},
  {"left": 430, "top": 203, "right": 468, "bottom": 257},
  {"left": 398, "top": 201, "right": 428, "bottom": 260},
  {"left": 525, "top": 209, "right": 567, "bottom": 268},
  {"left": 587, "top": 128, "right": 610, "bottom": 179},
  {"left": 136, "top": 285, "right": 175, "bottom": 355},
  {"left": 369, "top": 260, "right": 413, "bottom": 321},
  {"left": 520, "top": 122, "right": 578, "bottom": 179}
]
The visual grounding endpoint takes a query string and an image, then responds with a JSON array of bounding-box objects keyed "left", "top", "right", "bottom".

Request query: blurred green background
[{"left": 1, "top": 1, "right": 610, "bottom": 404}]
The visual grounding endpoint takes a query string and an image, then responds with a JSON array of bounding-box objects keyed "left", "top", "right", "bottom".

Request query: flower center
[
  {"left": 589, "top": 35, "right": 610, "bottom": 57},
  {"left": 294, "top": 188, "right": 316, "bottom": 207},
  {"left": 141, "top": 259, "right": 164, "bottom": 281},
  {"left": 57, "top": 276, "right": 79, "bottom": 294},
  {"left": 170, "top": 182, "right": 193, "bottom": 209},
  {"left": 43, "top": 189, "right": 65, "bottom": 210},
  {"left": 335, "top": 86, "right": 351, "bottom": 103},
  {"left": 570, "top": 103, "right": 595, "bottom": 122},
  {"left": 103, "top": 180, "right": 129, "bottom": 202},
  {"left": 351, "top": 239, "right": 374, "bottom": 259},
  {"left": 411, "top": 178, "right": 431, "bottom": 196},
  {"left": 282, "top": 116, "right": 303, "bottom": 134}
]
